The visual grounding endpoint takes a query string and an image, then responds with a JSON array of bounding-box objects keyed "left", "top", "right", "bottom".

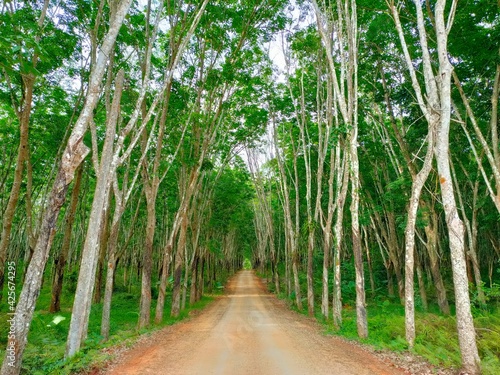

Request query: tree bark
[
  {"left": 423, "top": 211, "right": 450, "bottom": 314},
  {"left": 138, "top": 189, "right": 156, "bottom": 328},
  {"left": 333, "top": 153, "right": 349, "bottom": 329},
  {"left": 1, "top": 2, "right": 131, "bottom": 371},
  {"left": 66, "top": 69, "right": 126, "bottom": 358},
  {"left": 434, "top": 1, "right": 480, "bottom": 369},
  {"left": 0, "top": 0, "right": 50, "bottom": 300},
  {"left": 94, "top": 206, "right": 110, "bottom": 304},
  {"left": 50, "top": 164, "right": 83, "bottom": 313},
  {"left": 404, "top": 126, "right": 434, "bottom": 347},
  {"left": 273, "top": 115, "right": 302, "bottom": 310},
  {"left": 171, "top": 202, "right": 190, "bottom": 317},
  {"left": 452, "top": 158, "right": 485, "bottom": 304},
  {"left": 415, "top": 252, "right": 428, "bottom": 311}
]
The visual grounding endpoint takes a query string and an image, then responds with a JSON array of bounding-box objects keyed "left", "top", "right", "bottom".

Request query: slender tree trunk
[
  {"left": 297, "top": 74, "right": 315, "bottom": 316},
  {"left": 333, "top": 153, "right": 349, "bottom": 329},
  {"left": 415, "top": 252, "right": 428, "bottom": 311},
  {"left": 404, "top": 126, "right": 434, "bottom": 347},
  {"left": 1, "top": 2, "right": 131, "bottom": 371},
  {"left": 50, "top": 165, "right": 83, "bottom": 313},
  {"left": 0, "top": 0, "right": 50, "bottom": 298},
  {"left": 273, "top": 115, "right": 302, "bottom": 310},
  {"left": 190, "top": 254, "right": 199, "bottom": 305},
  {"left": 452, "top": 159, "right": 485, "bottom": 305},
  {"left": 311, "top": 0, "right": 360, "bottom": 332},
  {"left": 101, "top": 240, "right": 117, "bottom": 340},
  {"left": 94, "top": 207, "right": 110, "bottom": 304},
  {"left": 24, "top": 150, "right": 37, "bottom": 277},
  {"left": 350, "top": 137, "right": 368, "bottom": 339},
  {"left": 322, "top": 228, "right": 331, "bottom": 317},
  {"left": 292, "top": 142, "right": 303, "bottom": 312},
  {"left": 138, "top": 192, "right": 156, "bottom": 328},
  {"left": 66, "top": 69, "right": 126, "bottom": 358},
  {"left": 363, "top": 227, "right": 376, "bottom": 297},
  {"left": 155, "top": 241, "right": 173, "bottom": 323},
  {"left": 434, "top": 2, "right": 480, "bottom": 368},
  {"left": 101, "top": 178, "right": 143, "bottom": 338},
  {"left": 171, "top": 207, "right": 189, "bottom": 317},
  {"left": 424, "top": 212, "right": 450, "bottom": 314},
  {"left": 181, "top": 253, "right": 190, "bottom": 310},
  {"left": 197, "top": 254, "right": 204, "bottom": 301},
  {"left": 0, "top": 77, "right": 32, "bottom": 301}
]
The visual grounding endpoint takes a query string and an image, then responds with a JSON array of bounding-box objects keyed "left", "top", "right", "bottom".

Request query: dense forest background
[{"left": 0, "top": 0, "right": 499, "bottom": 374}]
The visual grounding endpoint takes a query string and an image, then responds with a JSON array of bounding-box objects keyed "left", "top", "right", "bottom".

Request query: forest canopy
[{"left": 0, "top": 0, "right": 499, "bottom": 374}]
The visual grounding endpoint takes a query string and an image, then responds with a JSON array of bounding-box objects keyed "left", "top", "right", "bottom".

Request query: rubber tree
[
  {"left": 1, "top": 1, "right": 133, "bottom": 372},
  {"left": 0, "top": 0, "right": 62, "bottom": 300},
  {"left": 168, "top": 0, "right": 287, "bottom": 317},
  {"left": 312, "top": 0, "right": 367, "bottom": 338},
  {"left": 389, "top": 0, "right": 480, "bottom": 371},
  {"left": 137, "top": 0, "right": 210, "bottom": 329},
  {"left": 66, "top": 0, "right": 189, "bottom": 354},
  {"left": 272, "top": 111, "right": 303, "bottom": 311},
  {"left": 247, "top": 148, "right": 280, "bottom": 294}
]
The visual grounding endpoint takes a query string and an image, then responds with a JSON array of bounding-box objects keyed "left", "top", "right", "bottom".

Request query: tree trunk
[
  {"left": 181, "top": 255, "right": 190, "bottom": 311},
  {"left": 197, "top": 255, "right": 204, "bottom": 301},
  {"left": 272, "top": 115, "right": 302, "bottom": 310},
  {"left": 363, "top": 227, "right": 375, "bottom": 297},
  {"left": 50, "top": 164, "right": 83, "bottom": 313},
  {"left": 138, "top": 192, "right": 156, "bottom": 328},
  {"left": 404, "top": 126, "right": 434, "bottom": 347},
  {"left": 189, "top": 254, "right": 199, "bottom": 305},
  {"left": 333, "top": 154, "right": 349, "bottom": 329},
  {"left": 350, "top": 140, "right": 368, "bottom": 339},
  {"left": 297, "top": 74, "right": 315, "bottom": 316},
  {"left": 0, "top": 0, "right": 50, "bottom": 299},
  {"left": 66, "top": 69, "right": 126, "bottom": 358},
  {"left": 322, "top": 228, "right": 331, "bottom": 318},
  {"left": 452, "top": 159, "right": 485, "bottom": 305},
  {"left": 424, "top": 213, "right": 450, "bottom": 315},
  {"left": 415, "top": 252, "right": 428, "bottom": 311},
  {"left": 1, "top": 2, "right": 131, "bottom": 370},
  {"left": 155, "top": 241, "right": 173, "bottom": 323},
  {"left": 434, "top": 1, "right": 480, "bottom": 368},
  {"left": 100, "top": 199, "right": 123, "bottom": 341},
  {"left": 94, "top": 207, "right": 110, "bottom": 304},
  {"left": 0, "top": 76, "right": 32, "bottom": 301},
  {"left": 101, "top": 250, "right": 117, "bottom": 341},
  {"left": 171, "top": 207, "right": 188, "bottom": 317}
]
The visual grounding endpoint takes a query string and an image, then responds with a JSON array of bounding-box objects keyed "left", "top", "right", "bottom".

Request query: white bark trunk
[
  {"left": 66, "top": 69, "right": 125, "bottom": 357},
  {"left": 1, "top": 2, "right": 132, "bottom": 371},
  {"left": 404, "top": 128, "right": 434, "bottom": 347},
  {"left": 434, "top": 0, "right": 480, "bottom": 368}
]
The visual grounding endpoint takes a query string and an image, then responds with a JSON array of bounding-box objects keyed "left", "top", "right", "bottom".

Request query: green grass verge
[
  {"left": 268, "top": 280, "right": 500, "bottom": 375},
  {"left": 0, "top": 278, "right": 215, "bottom": 374}
]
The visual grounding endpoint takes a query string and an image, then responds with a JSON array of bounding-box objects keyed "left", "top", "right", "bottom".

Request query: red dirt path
[{"left": 103, "top": 270, "right": 407, "bottom": 375}]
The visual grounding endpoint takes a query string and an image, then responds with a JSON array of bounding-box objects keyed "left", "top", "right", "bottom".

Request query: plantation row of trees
[
  {"left": 0, "top": 0, "right": 498, "bottom": 374},
  {"left": 0, "top": 0, "right": 287, "bottom": 373},
  {"left": 248, "top": 1, "right": 498, "bottom": 375}
]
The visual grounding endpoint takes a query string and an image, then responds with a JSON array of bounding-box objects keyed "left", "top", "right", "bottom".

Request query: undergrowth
[
  {"left": 0, "top": 274, "right": 215, "bottom": 374},
  {"left": 265, "top": 273, "right": 500, "bottom": 375}
]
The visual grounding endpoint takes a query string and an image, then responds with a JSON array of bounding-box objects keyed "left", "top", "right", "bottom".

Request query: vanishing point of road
[{"left": 104, "top": 270, "right": 406, "bottom": 375}]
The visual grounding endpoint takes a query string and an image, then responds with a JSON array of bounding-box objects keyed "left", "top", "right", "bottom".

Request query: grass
[
  {"left": 329, "top": 302, "right": 500, "bottom": 374},
  {"left": 265, "top": 272, "right": 500, "bottom": 375},
  {"left": 0, "top": 271, "right": 216, "bottom": 374}
]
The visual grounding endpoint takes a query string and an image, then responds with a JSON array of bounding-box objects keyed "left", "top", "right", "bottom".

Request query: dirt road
[{"left": 105, "top": 270, "right": 406, "bottom": 375}]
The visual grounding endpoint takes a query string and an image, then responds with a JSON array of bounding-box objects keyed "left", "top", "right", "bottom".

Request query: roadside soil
[{"left": 101, "top": 270, "right": 410, "bottom": 375}]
